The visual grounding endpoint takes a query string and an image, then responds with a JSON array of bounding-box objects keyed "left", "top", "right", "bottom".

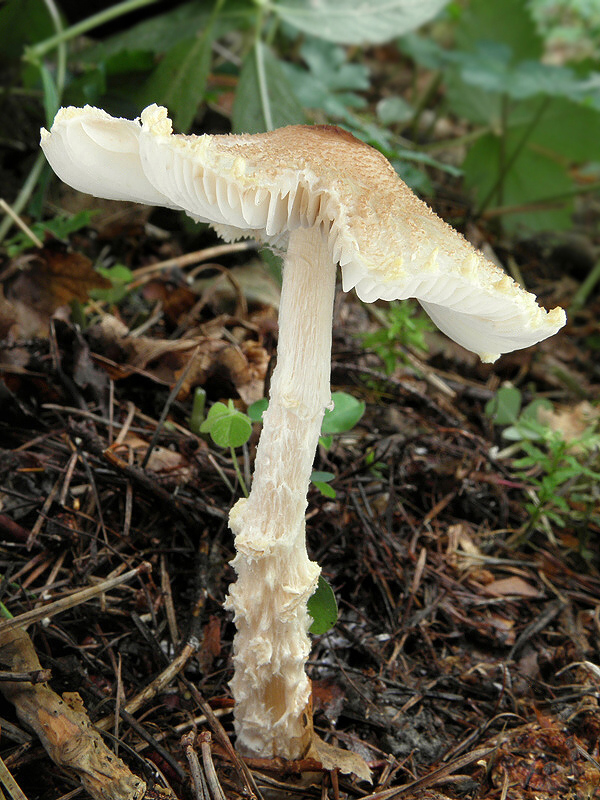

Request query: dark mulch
[{"left": 0, "top": 213, "right": 599, "bottom": 800}]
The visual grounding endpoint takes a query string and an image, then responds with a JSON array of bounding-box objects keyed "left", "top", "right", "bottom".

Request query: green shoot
[{"left": 199, "top": 400, "right": 251, "bottom": 497}]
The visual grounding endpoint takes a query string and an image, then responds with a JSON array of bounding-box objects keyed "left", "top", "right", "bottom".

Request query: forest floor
[{"left": 0, "top": 169, "right": 599, "bottom": 800}]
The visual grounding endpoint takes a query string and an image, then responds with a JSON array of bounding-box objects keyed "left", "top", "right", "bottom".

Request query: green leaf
[
  {"left": 247, "top": 397, "right": 268, "bottom": 422},
  {"left": 189, "top": 387, "right": 207, "bottom": 436},
  {"left": 528, "top": 98, "right": 600, "bottom": 163},
  {"left": 273, "top": 0, "right": 450, "bottom": 45},
  {"left": 313, "top": 482, "right": 336, "bottom": 498},
  {"left": 485, "top": 385, "right": 522, "bottom": 425},
  {"left": 90, "top": 263, "right": 135, "bottom": 305},
  {"left": 97, "top": 264, "right": 134, "bottom": 285},
  {"left": 377, "top": 96, "right": 414, "bottom": 125},
  {"left": 0, "top": 0, "right": 54, "bottom": 61},
  {"left": 200, "top": 400, "right": 252, "bottom": 448},
  {"left": 4, "top": 211, "right": 97, "bottom": 257},
  {"left": 39, "top": 62, "right": 59, "bottom": 128},
  {"left": 308, "top": 575, "right": 338, "bottom": 634},
  {"left": 462, "top": 131, "right": 574, "bottom": 232},
  {"left": 321, "top": 392, "right": 366, "bottom": 435},
  {"left": 138, "top": 33, "right": 212, "bottom": 132},
  {"left": 455, "top": 0, "right": 543, "bottom": 61},
  {"left": 80, "top": 0, "right": 254, "bottom": 61},
  {"left": 232, "top": 41, "right": 306, "bottom": 133},
  {"left": 311, "top": 471, "right": 336, "bottom": 498},
  {"left": 279, "top": 39, "right": 369, "bottom": 122},
  {"left": 310, "top": 471, "right": 335, "bottom": 483}
]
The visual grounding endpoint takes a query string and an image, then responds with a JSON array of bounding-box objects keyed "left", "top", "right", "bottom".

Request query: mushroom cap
[{"left": 41, "top": 104, "right": 566, "bottom": 362}]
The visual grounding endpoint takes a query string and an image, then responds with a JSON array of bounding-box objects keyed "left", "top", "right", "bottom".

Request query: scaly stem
[{"left": 226, "top": 226, "right": 336, "bottom": 758}]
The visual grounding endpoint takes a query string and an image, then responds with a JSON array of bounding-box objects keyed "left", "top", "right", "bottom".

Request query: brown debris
[{"left": 0, "top": 626, "right": 146, "bottom": 800}]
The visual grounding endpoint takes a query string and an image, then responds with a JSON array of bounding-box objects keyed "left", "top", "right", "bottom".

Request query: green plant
[
  {"left": 3, "top": 210, "right": 96, "bottom": 257},
  {"left": 197, "top": 391, "right": 365, "bottom": 499},
  {"left": 360, "top": 300, "right": 433, "bottom": 374},
  {"left": 307, "top": 575, "right": 338, "bottom": 635},
  {"left": 90, "top": 264, "right": 135, "bottom": 305},
  {"left": 198, "top": 399, "right": 251, "bottom": 497},
  {"left": 402, "top": 0, "right": 600, "bottom": 233},
  {"left": 1, "top": 0, "right": 458, "bottom": 254},
  {"left": 485, "top": 385, "right": 600, "bottom": 544}
]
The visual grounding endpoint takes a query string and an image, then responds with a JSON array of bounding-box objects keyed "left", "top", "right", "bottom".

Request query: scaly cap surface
[{"left": 41, "top": 104, "right": 566, "bottom": 362}]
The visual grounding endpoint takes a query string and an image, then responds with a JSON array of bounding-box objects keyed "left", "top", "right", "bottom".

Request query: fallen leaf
[
  {"left": 537, "top": 401, "right": 599, "bottom": 444},
  {"left": 88, "top": 314, "right": 268, "bottom": 403},
  {"left": 484, "top": 576, "right": 542, "bottom": 598},
  {"left": 308, "top": 734, "right": 372, "bottom": 782},
  {"left": 6, "top": 244, "right": 110, "bottom": 319}
]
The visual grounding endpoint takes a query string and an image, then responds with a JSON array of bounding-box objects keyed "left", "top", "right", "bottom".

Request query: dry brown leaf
[
  {"left": 308, "top": 734, "right": 372, "bottom": 782},
  {"left": 6, "top": 245, "right": 110, "bottom": 318},
  {"left": 89, "top": 314, "right": 268, "bottom": 403},
  {"left": 537, "top": 400, "right": 599, "bottom": 443},
  {"left": 114, "top": 433, "right": 193, "bottom": 484}
]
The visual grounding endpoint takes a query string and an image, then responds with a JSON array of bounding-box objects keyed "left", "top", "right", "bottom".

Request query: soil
[{"left": 0, "top": 162, "right": 599, "bottom": 800}]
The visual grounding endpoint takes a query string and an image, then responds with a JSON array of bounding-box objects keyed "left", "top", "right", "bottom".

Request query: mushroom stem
[{"left": 226, "top": 225, "right": 337, "bottom": 758}]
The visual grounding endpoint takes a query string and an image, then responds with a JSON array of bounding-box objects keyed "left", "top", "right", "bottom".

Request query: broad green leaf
[
  {"left": 0, "top": 0, "right": 54, "bottom": 61},
  {"left": 200, "top": 401, "right": 252, "bottom": 448},
  {"left": 313, "top": 482, "right": 336, "bottom": 498},
  {"left": 485, "top": 385, "right": 522, "bottom": 426},
  {"left": 91, "top": 263, "right": 135, "bottom": 305},
  {"left": 96, "top": 264, "right": 134, "bottom": 285},
  {"left": 455, "top": 0, "right": 543, "bottom": 61},
  {"left": 279, "top": 39, "right": 369, "bottom": 121},
  {"left": 80, "top": 0, "right": 254, "bottom": 61},
  {"left": 232, "top": 42, "right": 306, "bottom": 133},
  {"left": 519, "top": 398, "right": 553, "bottom": 424},
  {"left": 247, "top": 398, "right": 268, "bottom": 422},
  {"left": 308, "top": 575, "right": 338, "bottom": 634},
  {"left": 321, "top": 392, "right": 365, "bottom": 435},
  {"left": 528, "top": 99, "right": 600, "bottom": 163},
  {"left": 273, "top": 0, "right": 450, "bottom": 45},
  {"left": 310, "top": 471, "right": 335, "bottom": 483},
  {"left": 463, "top": 131, "right": 574, "bottom": 232},
  {"left": 138, "top": 33, "right": 212, "bottom": 132}
]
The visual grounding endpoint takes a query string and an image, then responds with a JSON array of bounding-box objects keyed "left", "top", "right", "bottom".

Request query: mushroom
[{"left": 40, "top": 104, "right": 566, "bottom": 763}]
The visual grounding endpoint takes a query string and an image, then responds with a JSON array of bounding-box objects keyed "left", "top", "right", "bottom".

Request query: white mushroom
[{"left": 40, "top": 104, "right": 566, "bottom": 762}]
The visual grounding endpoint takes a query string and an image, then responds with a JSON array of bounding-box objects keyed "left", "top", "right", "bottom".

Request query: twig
[
  {"left": 181, "top": 677, "right": 263, "bottom": 800},
  {"left": 0, "top": 198, "right": 43, "bottom": 248},
  {"left": 0, "top": 754, "right": 29, "bottom": 800},
  {"left": 0, "top": 563, "right": 151, "bottom": 633},
  {"left": 360, "top": 747, "right": 495, "bottom": 799},
  {"left": 160, "top": 555, "right": 180, "bottom": 647},
  {"left": 0, "top": 627, "right": 145, "bottom": 800},
  {"left": 182, "top": 733, "right": 210, "bottom": 800},
  {"left": 200, "top": 732, "right": 227, "bottom": 800},
  {"left": 140, "top": 345, "right": 200, "bottom": 469},
  {"left": 131, "top": 241, "right": 256, "bottom": 280},
  {"left": 0, "top": 669, "right": 51, "bottom": 684}
]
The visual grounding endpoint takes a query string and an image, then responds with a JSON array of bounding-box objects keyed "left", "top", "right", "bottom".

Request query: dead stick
[
  {"left": 182, "top": 733, "right": 210, "bottom": 800},
  {"left": 0, "top": 563, "right": 151, "bottom": 633},
  {"left": 0, "top": 754, "right": 29, "bottom": 800},
  {"left": 0, "top": 627, "right": 145, "bottom": 800},
  {"left": 181, "top": 677, "right": 262, "bottom": 800},
  {"left": 0, "top": 669, "right": 51, "bottom": 683}
]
